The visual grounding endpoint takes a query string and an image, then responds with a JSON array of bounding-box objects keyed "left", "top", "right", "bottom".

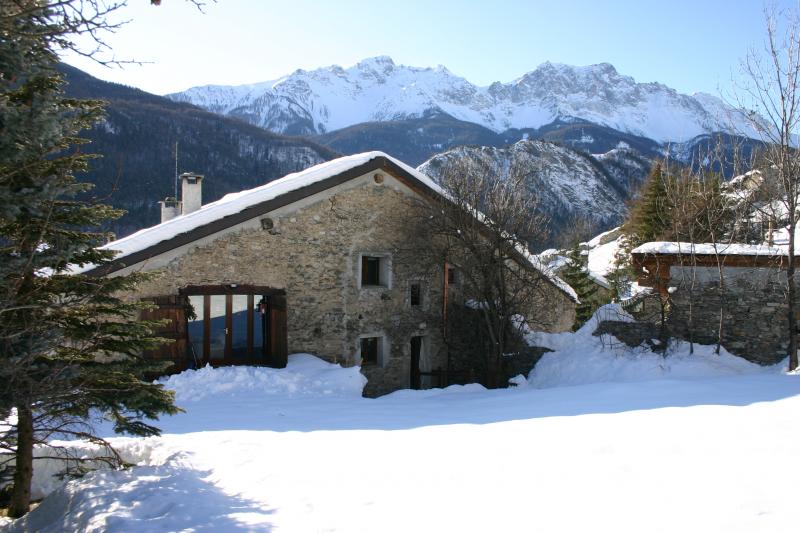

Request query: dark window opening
[
  {"left": 447, "top": 266, "right": 459, "bottom": 285},
  {"left": 410, "top": 282, "right": 422, "bottom": 306},
  {"left": 362, "top": 256, "right": 381, "bottom": 286},
  {"left": 410, "top": 336, "right": 423, "bottom": 390},
  {"left": 360, "top": 336, "right": 380, "bottom": 365}
]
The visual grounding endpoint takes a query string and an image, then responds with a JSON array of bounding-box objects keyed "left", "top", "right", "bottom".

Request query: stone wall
[
  {"left": 628, "top": 264, "right": 789, "bottom": 365},
  {"left": 666, "top": 265, "right": 788, "bottom": 365},
  {"left": 118, "top": 170, "right": 575, "bottom": 396}
]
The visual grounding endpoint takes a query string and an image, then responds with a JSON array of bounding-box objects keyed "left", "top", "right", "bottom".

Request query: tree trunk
[
  {"left": 788, "top": 227, "right": 798, "bottom": 371},
  {"left": 486, "top": 351, "right": 502, "bottom": 389},
  {"left": 8, "top": 404, "right": 34, "bottom": 518}
]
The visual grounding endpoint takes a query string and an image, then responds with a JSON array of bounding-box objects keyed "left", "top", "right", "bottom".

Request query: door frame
[
  {"left": 410, "top": 335, "right": 424, "bottom": 390},
  {"left": 180, "top": 285, "right": 287, "bottom": 368}
]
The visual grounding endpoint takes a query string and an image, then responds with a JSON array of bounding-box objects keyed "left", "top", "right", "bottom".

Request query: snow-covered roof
[
  {"left": 89, "top": 151, "right": 575, "bottom": 301},
  {"left": 519, "top": 249, "right": 578, "bottom": 302},
  {"left": 632, "top": 242, "right": 790, "bottom": 257},
  {"left": 97, "top": 152, "right": 439, "bottom": 263}
]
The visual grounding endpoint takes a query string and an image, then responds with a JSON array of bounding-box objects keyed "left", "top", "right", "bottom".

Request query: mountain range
[
  {"left": 420, "top": 140, "right": 651, "bottom": 248},
  {"left": 167, "top": 56, "right": 757, "bottom": 144},
  {"left": 59, "top": 58, "right": 763, "bottom": 243}
]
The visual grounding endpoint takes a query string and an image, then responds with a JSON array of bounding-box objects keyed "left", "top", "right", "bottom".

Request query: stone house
[
  {"left": 630, "top": 241, "right": 792, "bottom": 365},
  {"left": 86, "top": 152, "right": 576, "bottom": 396}
]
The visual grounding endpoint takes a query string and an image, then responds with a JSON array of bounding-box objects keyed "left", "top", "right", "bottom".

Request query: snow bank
[
  {"left": 526, "top": 305, "right": 783, "bottom": 388},
  {"left": 160, "top": 353, "right": 367, "bottom": 402},
  {"left": 15, "top": 355, "right": 364, "bottom": 502},
  {"left": 7, "top": 453, "right": 271, "bottom": 533},
  {"left": 5, "top": 326, "right": 800, "bottom": 532},
  {"left": 22, "top": 437, "right": 170, "bottom": 501}
]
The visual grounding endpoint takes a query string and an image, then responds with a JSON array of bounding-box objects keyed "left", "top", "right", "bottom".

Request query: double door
[{"left": 183, "top": 285, "right": 287, "bottom": 368}]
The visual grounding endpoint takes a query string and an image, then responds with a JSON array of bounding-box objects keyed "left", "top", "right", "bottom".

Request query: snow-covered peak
[
  {"left": 168, "top": 57, "right": 760, "bottom": 142},
  {"left": 355, "top": 55, "right": 396, "bottom": 69}
]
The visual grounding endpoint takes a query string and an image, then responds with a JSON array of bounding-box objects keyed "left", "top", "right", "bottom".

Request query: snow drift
[
  {"left": 160, "top": 353, "right": 367, "bottom": 402},
  {"left": 526, "top": 305, "right": 784, "bottom": 388}
]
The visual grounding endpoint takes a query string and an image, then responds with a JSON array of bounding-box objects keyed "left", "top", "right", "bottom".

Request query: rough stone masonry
[{"left": 119, "top": 169, "right": 575, "bottom": 396}]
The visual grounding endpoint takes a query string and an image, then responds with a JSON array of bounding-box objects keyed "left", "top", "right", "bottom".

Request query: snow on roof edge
[
  {"left": 86, "top": 151, "right": 575, "bottom": 300},
  {"left": 632, "top": 241, "right": 790, "bottom": 257},
  {"left": 98, "top": 152, "right": 394, "bottom": 261}
]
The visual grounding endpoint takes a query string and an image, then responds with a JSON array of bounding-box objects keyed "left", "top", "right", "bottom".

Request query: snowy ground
[{"left": 3, "top": 314, "right": 800, "bottom": 532}]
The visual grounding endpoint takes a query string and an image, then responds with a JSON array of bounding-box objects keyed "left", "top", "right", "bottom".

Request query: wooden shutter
[
  {"left": 269, "top": 294, "right": 288, "bottom": 368},
  {"left": 139, "top": 295, "right": 187, "bottom": 371}
]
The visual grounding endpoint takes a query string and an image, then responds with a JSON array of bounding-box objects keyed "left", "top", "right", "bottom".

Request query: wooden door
[
  {"left": 139, "top": 295, "right": 188, "bottom": 371},
  {"left": 269, "top": 294, "right": 288, "bottom": 368}
]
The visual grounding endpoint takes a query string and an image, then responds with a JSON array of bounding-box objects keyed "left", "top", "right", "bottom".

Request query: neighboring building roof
[
  {"left": 86, "top": 151, "right": 576, "bottom": 301},
  {"left": 632, "top": 242, "right": 790, "bottom": 257},
  {"left": 631, "top": 240, "right": 795, "bottom": 292}
]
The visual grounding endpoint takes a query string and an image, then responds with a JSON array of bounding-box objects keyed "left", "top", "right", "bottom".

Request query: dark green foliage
[
  {"left": 623, "top": 162, "right": 673, "bottom": 247},
  {"left": 560, "top": 245, "right": 601, "bottom": 330},
  {"left": 624, "top": 161, "right": 738, "bottom": 248},
  {"left": 1, "top": 3, "right": 180, "bottom": 517}
]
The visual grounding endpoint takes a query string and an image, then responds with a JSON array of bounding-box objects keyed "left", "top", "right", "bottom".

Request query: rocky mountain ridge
[
  {"left": 417, "top": 140, "right": 651, "bottom": 248},
  {"left": 168, "top": 56, "right": 757, "bottom": 143}
]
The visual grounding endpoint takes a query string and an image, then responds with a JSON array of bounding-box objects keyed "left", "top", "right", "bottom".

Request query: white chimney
[
  {"left": 180, "top": 172, "right": 204, "bottom": 215},
  {"left": 159, "top": 197, "right": 182, "bottom": 223}
]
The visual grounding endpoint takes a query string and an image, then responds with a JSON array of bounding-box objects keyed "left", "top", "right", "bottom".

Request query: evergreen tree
[
  {"left": 623, "top": 162, "right": 673, "bottom": 247},
  {"left": 560, "top": 244, "right": 602, "bottom": 330},
  {"left": 1, "top": 3, "right": 179, "bottom": 518}
]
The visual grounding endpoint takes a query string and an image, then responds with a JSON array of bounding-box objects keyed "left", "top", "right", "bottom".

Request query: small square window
[
  {"left": 360, "top": 254, "right": 391, "bottom": 288},
  {"left": 447, "top": 266, "right": 459, "bottom": 286},
  {"left": 410, "top": 282, "right": 422, "bottom": 306},
  {"left": 360, "top": 336, "right": 380, "bottom": 365},
  {"left": 362, "top": 256, "right": 382, "bottom": 286}
]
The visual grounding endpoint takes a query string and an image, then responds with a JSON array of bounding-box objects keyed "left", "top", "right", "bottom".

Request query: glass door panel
[
  {"left": 187, "top": 295, "right": 205, "bottom": 363},
  {"left": 231, "top": 294, "right": 249, "bottom": 358},
  {"left": 208, "top": 294, "right": 226, "bottom": 360}
]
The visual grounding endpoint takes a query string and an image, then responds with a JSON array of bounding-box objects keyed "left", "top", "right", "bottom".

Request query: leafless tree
[
  {"left": 0, "top": 0, "right": 210, "bottom": 66},
  {"left": 419, "top": 157, "right": 557, "bottom": 388},
  {"left": 736, "top": 6, "right": 800, "bottom": 370}
]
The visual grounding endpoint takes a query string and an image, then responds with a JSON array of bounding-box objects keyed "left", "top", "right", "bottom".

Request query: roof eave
[{"left": 86, "top": 156, "right": 437, "bottom": 276}]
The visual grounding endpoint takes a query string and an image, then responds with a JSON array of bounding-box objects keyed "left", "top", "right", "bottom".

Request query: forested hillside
[{"left": 59, "top": 64, "right": 338, "bottom": 238}]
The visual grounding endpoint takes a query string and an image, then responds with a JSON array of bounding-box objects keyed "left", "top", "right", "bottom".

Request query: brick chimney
[
  {"left": 180, "top": 172, "right": 204, "bottom": 215},
  {"left": 159, "top": 197, "right": 182, "bottom": 223}
]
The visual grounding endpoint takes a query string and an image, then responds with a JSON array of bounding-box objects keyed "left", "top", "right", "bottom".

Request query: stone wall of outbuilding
[
  {"left": 664, "top": 265, "right": 789, "bottom": 365},
  {"left": 623, "top": 262, "right": 789, "bottom": 365}
]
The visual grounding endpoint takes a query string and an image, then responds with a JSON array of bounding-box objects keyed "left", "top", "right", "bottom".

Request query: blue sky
[{"left": 64, "top": 0, "right": 796, "bottom": 97}]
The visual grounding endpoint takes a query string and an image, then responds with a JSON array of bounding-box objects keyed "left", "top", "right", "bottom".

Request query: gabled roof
[{"left": 86, "top": 151, "right": 576, "bottom": 301}]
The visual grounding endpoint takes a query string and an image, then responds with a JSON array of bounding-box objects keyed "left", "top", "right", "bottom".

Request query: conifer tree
[
  {"left": 560, "top": 244, "right": 601, "bottom": 330},
  {"left": 623, "top": 162, "right": 673, "bottom": 247},
  {"left": 0, "top": 2, "right": 179, "bottom": 518}
]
